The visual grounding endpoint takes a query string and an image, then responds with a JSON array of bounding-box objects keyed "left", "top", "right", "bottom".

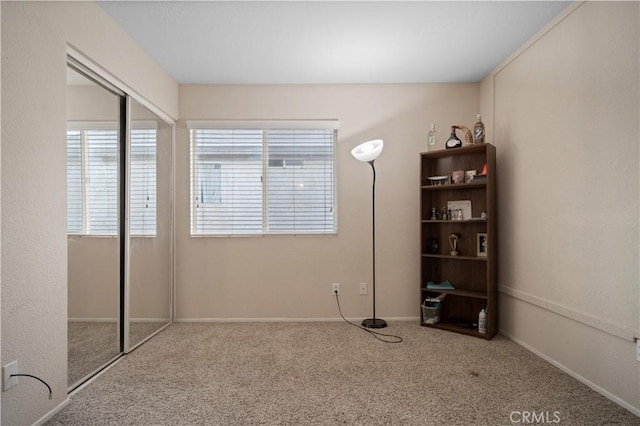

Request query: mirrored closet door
[
  {"left": 126, "top": 98, "right": 172, "bottom": 350},
  {"left": 66, "top": 64, "right": 124, "bottom": 389},
  {"left": 66, "top": 60, "right": 173, "bottom": 391}
]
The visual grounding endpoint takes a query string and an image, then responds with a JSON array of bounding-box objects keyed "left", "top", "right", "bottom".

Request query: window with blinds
[
  {"left": 66, "top": 125, "right": 157, "bottom": 236},
  {"left": 190, "top": 123, "right": 337, "bottom": 235}
]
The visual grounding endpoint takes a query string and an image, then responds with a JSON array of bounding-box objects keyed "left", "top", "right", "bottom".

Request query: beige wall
[
  {"left": 176, "top": 84, "right": 480, "bottom": 320},
  {"left": 481, "top": 1, "right": 639, "bottom": 413},
  {"left": 1, "top": 2, "right": 177, "bottom": 424}
]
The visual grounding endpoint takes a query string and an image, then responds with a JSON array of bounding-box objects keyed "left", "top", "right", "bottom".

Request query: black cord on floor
[
  {"left": 334, "top": 292, "right": 403, "bottom": 344},
  {"left": 11, "top": 374, "right": 52, "bottom": 399}
]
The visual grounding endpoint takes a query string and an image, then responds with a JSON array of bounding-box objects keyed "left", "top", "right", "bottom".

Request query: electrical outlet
[
  {"left": 359, "top": 282, "right": 367, "bottom": 295},
  {"left": 332, "top": 282, "right": 340, "bottom": 295},
  {"left": 3, "top": 361, "right": 18, "bottom": 391},
  {"left": 636, "top": 339, "right": 640, "bottom": 362}
]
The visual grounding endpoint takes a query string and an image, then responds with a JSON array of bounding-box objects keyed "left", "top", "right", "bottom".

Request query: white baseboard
[
  {"left": 130, "top": 318, "right": 170, "bottom": 323},
  {"left": 68, "top": 318, "right": 117, "bottom": 322},
  {"left": 500, "top": 328, "right": 640, "bottom": 417},
  {"left": 175, "top": 316, "right": 419, "bottom": 323},
  {"left": 33, "top": 397, "right": 70, "bottom": 426},
  {"left": 69, "top": 318, "right": 169, "bottom": 323}
]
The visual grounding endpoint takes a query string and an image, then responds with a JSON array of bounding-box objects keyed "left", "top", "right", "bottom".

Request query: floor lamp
[{"left": 351, "top": 139, "right": 387, "bottom": 329}]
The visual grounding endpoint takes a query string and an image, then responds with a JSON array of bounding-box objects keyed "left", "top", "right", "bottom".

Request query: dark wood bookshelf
[{"left": 419, "top": 144, "right": 497, "bottom": 339}]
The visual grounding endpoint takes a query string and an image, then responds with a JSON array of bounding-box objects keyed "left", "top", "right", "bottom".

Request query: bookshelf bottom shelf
[{"left": 420, "top": 320, "right": 494, "bottom": 339}]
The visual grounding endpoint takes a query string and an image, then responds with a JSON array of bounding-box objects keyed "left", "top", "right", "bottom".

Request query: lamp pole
[{"left": 362, "top": 159, "right": 387, "bottom": 329}]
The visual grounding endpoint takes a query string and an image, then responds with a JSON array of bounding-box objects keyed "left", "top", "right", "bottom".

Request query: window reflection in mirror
[
  {"left": 127, "top": 98, "right": 172, "bottom": 350},
  {"left": 66, "top": 65, "right": 122, "bottom": 389}
]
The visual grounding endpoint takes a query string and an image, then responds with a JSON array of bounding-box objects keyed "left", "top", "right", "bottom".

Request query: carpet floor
[
  {"left": 49, "top": 322, "right": 638, "bottom": 425},
  {"left": 68, "top": 321, "right": 169, "bottom": 387}
]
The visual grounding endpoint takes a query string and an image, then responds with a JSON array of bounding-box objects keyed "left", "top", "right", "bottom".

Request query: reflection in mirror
[
  {"left": 66, "top": 65, "right": 122, "bottom": 388},
  {"left": 127, "top": 98, "right": 172, "bottom": 350}
]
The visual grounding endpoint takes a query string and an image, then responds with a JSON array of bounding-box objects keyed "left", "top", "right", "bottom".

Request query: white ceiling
[{"left": 97, "top": 1, "right": 571, "bottom": 85}]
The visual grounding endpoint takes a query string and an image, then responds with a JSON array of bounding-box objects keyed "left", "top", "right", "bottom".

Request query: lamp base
[{"left": 361, "top": 318, "right": 387, "bottom": 329}]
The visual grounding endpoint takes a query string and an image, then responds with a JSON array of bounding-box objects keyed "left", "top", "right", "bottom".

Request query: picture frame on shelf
[
  {"left": 452, "top": 170, "right": 464, "bottom": 184},
  {"left": 477, "top": 233, "right": 488, "bottom": 257},
  {"left": 447, "top": 200, "right": 472, "bottom": 220},
  {"left": 465, "top": 170, "right": 477, "bottom": 183}
]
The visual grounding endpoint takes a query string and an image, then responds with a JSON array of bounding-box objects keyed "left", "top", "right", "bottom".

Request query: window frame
[{"left": 188, "top": 120, "right": 339, "bottom": 237}]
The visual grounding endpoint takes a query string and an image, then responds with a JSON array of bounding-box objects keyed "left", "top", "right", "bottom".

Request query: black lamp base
[{"left": 361, "top": 318, "right": 387, "bottom": 329}]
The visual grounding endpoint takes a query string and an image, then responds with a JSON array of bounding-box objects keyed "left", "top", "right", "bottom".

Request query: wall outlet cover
[{"left": 3, "top": 361, "right": 18, "bottom": 391}]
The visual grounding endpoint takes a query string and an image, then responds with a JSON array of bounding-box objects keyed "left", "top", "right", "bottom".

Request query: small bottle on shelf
[
  {"left": 427, "top": 123, "right": 437, "bottom": 151},
  {"left": 473, "top": 114, "right": 485, "bottom": 144},
  {"left": 478, "top": 308, "right": 487, "bottom": 334},
  {"left": 445, "top": 126, "right": 462, "bottom": 149}
]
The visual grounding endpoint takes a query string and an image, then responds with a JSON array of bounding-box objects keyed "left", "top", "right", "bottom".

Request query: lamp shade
[{"left": 351, "top": 139, "right": 383, "bottom": 162}]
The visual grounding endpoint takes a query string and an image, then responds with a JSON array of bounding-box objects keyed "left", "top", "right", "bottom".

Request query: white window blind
[
  {"left": 66, "top": 124, "right": 157, "bottom": 236},
  {"left": 86, "top": 129, "right": 118, "bottom": 235},
  {"left": 66, "top": 130, "right": 84, "bottom": 233},
  {"left": 191, "top": 129, "right": 264, "bottom": 235},
  {"left": 189, "top": 122, "right": 337, "bottom": 235},
  {"left": 267, "top": 129, "right": 335, "bottom": 233},
  {"left": 130, "top": 129, "right": 157, "bottom": 236}
]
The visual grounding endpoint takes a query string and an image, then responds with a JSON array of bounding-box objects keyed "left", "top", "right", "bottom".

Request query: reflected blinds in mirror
[
  {"left": 66, "top": 127, "right": 118, "bottom": 235},
  {"left": 66, "top": 124, "right": 157, "bottom": 236},
  {"left": 130, "top": 128, "right": 157, "bottom": 236},
  {"left": 66, "top": 130, "right": 83, "bottom": 233}
]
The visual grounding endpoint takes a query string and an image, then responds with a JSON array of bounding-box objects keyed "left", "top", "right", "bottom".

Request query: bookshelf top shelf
[{"left": 420, "top": 143, "right": 494, "bottom": 159}]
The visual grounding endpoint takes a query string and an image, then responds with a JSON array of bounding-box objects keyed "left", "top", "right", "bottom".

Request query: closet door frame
[
  {"left": 123, "top": 97, "right": 175, "bottom": 354},
  {"left": 67, "top": 47, "right": 175, "bottom": 373}
]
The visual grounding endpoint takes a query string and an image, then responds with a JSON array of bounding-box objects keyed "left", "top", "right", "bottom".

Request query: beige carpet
[
  {"left": 68, "top": 322, "right": 120, "bottom": 387},
  {"left": 68, "top": 321, "right": 169, "bottom": 387},
  {"left": 49, "top": 322, "right": 638, "bottom": 425}
]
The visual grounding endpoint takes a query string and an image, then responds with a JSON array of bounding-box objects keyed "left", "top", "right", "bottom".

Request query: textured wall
[
  {"left": 481, "top": 1, "right": 639, "bottom": 413},
  {"left": 1, "top": 2, "right": 177, "bottom": 424},
  {"left": 176, "top": 83, "right": 480, "bottom": 320}
]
